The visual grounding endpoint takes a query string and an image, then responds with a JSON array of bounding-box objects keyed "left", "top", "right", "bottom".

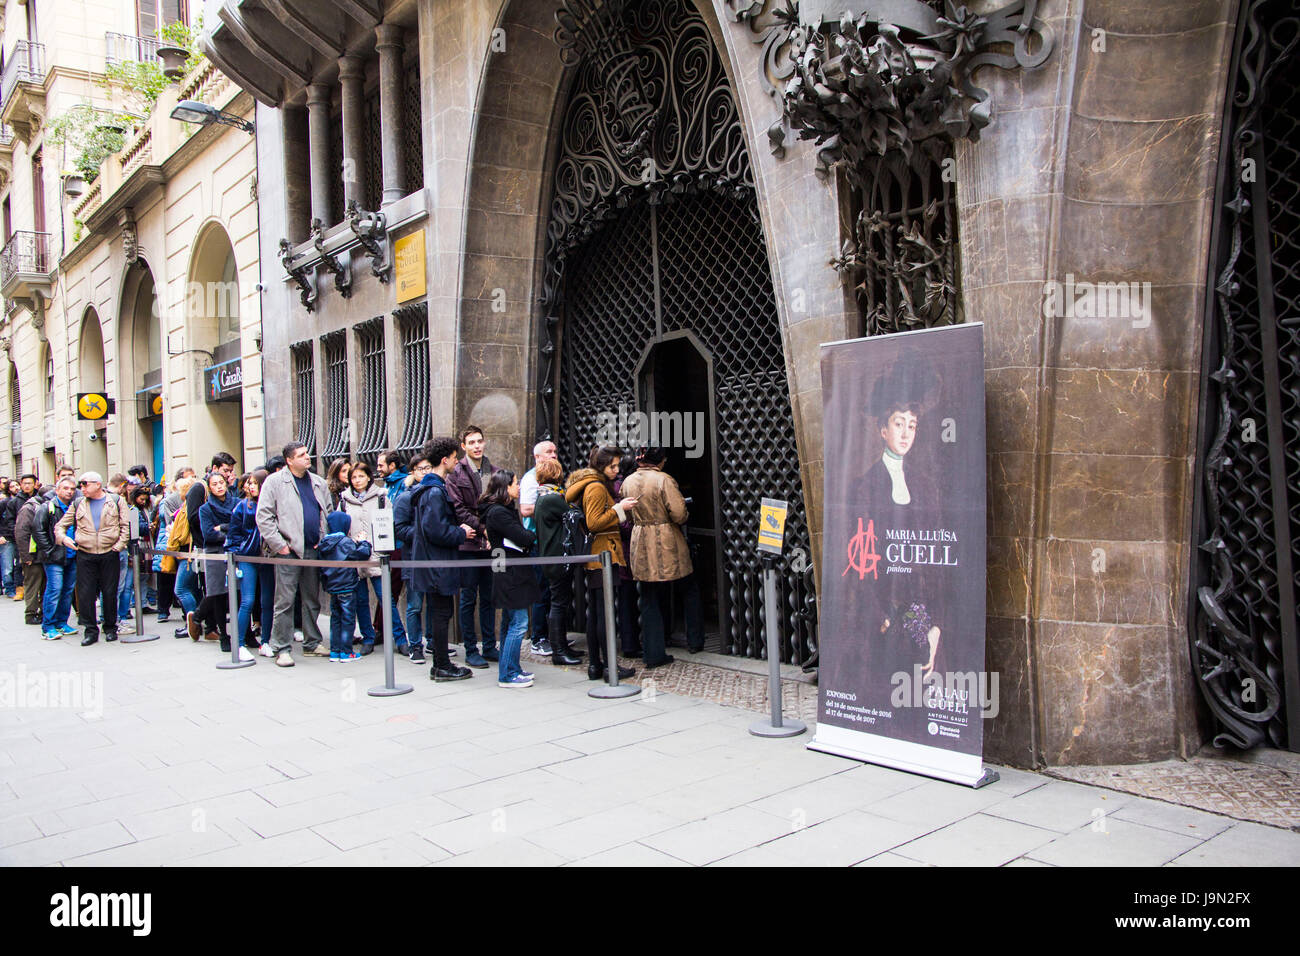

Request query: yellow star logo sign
[
  {"left": 151, "top": 394, "right": 163, "bottom": 416},
  {"left": 77, "top": 393, "right": 109, "bottom": 420}
]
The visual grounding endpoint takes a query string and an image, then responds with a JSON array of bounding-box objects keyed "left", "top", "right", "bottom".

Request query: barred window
[
  {"left": 321, "top": 331, "right": 350, "bottom": 468},
  {"left": 403, "top": 52, "right": 423, "bottom": 193},
  {"left": 44, "top": 347, "right": 53, "bottom": 412},
  {"left": 355, "top": 318, "right": 387, "bottom": 465},
  {"left": 396, "top": 303, "right": 430, "bottom": 452},
  {"left": 291, "top": 341, "right": 317, "bottom": 470},
  {"left": 328, "top": 105, "right": 345, "bottom": 226},
  {"left": 9, "top": 362, "right": 20, "bottom": 424}
]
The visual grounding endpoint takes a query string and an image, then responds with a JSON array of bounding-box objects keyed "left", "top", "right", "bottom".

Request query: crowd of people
[{"left": 0, "top": 425, "right": 706, "bottom": 690}]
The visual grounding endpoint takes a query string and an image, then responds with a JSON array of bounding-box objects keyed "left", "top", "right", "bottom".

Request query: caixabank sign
[{"left": 205, "top": 358, "right": 243, "bottom": 404}]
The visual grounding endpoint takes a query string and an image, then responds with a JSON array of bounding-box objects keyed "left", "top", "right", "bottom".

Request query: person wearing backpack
[
  {"left": 479, "top": 470, "right": 541, "bottom": 687},
  {"left": 563, "top": 446, "right": 638, "bottom": 681},
  {"left": 54, "top": 472, "right": 130, "bottom": 646},
  {"left": 533, "top": 458, "right": 583, "bottom": 666},
  {"left": 32, "top": 477, "right": 78, "bottom": 638},
  {"left": 15, "top": 489, "right": 45, "bottom": 626}
]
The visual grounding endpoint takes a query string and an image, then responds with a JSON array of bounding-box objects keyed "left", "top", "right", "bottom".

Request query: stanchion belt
[{"left": 143, "top": 547, "right": 597, "bottom": 570}]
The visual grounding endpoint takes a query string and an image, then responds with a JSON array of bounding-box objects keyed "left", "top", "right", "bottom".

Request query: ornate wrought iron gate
[
  {"left": 542, "top": 0, "right": 817, "bottom": 663},
  {"left": 1192, "top": 0, "right": 1300, "bottom": 752}
]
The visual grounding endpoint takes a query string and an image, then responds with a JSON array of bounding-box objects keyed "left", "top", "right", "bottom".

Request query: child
[{"left": 318, "top": 511, "right": 373, "bottom": 662}]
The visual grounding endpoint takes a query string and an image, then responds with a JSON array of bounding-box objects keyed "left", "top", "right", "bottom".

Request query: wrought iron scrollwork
[
  {"left": 1193, "top": 0, "right": 1299, "bottom": 751},
  {"left": 279, "top": 238, "right": 316, "bottom": 313},
  {"left": 346, "top": 199, "right": 390, "bottom": 282},
  {"left": 312, "top": 217, "right": 352, "bottom": 298}
]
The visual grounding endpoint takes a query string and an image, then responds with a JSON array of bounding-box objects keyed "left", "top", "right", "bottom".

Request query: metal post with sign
[
  {"left": 368, "top": 507, "right": 412, "bottom": 696},
  {"left": 750, "top": 497, "right": 807, "bottom": 738}
]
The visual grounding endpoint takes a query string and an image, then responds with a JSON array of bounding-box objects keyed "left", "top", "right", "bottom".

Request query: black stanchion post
[
  {"left": 120, "top": 538, "right": 160, "bottom": 643},
  {"left": 589, "top": 550, "right": 639, "bottom": 700},
  {"left": 749, "top": 555, "right": 805, "bottom": 737},
  {"left": 369, "top": 553, "right": 412, "bottom": 697},
  {"left": 217, "top": 552, "right": 254, "bottom": 669}
]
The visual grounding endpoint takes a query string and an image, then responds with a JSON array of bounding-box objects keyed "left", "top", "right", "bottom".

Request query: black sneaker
[
  {"left": 409, "top": 646, "right": 427, "bottom": 665},
  {"left": 431, "top": 664, "right": 473, "bottom": 682},
  {"left": 531, "top": 639, "right": 553, "bottom": 656}
]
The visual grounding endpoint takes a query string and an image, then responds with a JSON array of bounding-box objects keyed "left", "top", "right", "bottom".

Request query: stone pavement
[{"left": 2, "top": 599, "right": 1298, "bottom": 867}]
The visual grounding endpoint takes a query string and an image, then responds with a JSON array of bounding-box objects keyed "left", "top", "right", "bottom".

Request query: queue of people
[{"left": 6, "top": 426, "right": 706, "bottom": 691}]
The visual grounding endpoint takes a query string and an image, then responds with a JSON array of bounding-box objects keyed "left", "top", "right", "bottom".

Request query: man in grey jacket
[{"left": 255, "top": 442, "right": 331, "bottom": 666}]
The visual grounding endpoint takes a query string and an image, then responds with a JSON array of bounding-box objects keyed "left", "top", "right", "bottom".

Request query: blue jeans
[
  {"left": 356, "top": 580, "right": 377, "bottom": 647},
  {"left": 499, "top": 607, "right": 528, "bottom": 681},
  {"left": 0, "top": 541, "right": 15, "bottom": 596},
  {"left": 41, "top": 562, "right": 76, "bottom": 632},
  {"left": 175, "top": 561, "right": 200, "bottom": 615},
  {"left": 329, "top": 590, "right": 356, "bottom": 654},
  {"left": 236, "top": 561, "right": 274, "bottom": 646},
  {"left": 403, "top": 584, "right": 424, "bottom": 651},
  {"left": 457, "top": 554, "right": 496, "bottom": 654},
  {"left": 117, "top": 550, "right": 134, "bottom": 619}
]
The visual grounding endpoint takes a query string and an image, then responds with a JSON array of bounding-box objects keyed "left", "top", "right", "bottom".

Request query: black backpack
[{"left": 560, "top": 504, "right": 592, "bottom": 557}]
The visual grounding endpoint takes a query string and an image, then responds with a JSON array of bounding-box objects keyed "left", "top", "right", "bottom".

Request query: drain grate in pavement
[{"left": 1051, "top": 759, "right": 1300, "bottom": 830}]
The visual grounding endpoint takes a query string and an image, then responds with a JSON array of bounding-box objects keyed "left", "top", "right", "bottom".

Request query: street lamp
[{"left": 169, "top": 100, "right": 254, "bottom": 135}]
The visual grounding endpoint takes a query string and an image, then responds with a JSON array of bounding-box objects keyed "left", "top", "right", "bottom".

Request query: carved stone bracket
[
  {"left": 346, "top": 199, "right": 390, "bottom": 282},
  {"left": 279, "top": 238, "right": 317, "bottom": 312},
  {"left": 312, "top": 217, "right": 352, "bottom": 297},
  {"left": 118, "top": 208, "right": 139, "bottom": 264}
]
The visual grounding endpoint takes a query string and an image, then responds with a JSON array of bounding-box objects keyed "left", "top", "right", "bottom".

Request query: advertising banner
[{"left": 809, "top": 324, "right": 996, "bottom": 787}]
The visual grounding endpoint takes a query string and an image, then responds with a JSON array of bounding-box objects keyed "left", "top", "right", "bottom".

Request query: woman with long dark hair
[
  {"left": 564, "top": 446, "right": 638, "bottom": 681},
  {"left": 479, "top": 470, "right": 540, "bottom": 687},
  {"left": 227, "top": 470, "right": 275, "bottom": 657},
  {"left": 325, "top": 459, "right": 353, "bottom": 511},
  {"left": 196, "top": 471, "right": 238, "bottom": 655}
]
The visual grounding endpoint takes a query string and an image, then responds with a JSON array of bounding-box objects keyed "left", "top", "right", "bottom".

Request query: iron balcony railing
[
  {"left": 105, "top": 32, "right": 163, "bottom": 68},
  {"left": 0, "top": 231, "right": 52, "bottom": 287},
  {"left": 0, "top": 41, "right": 47, "bottom": 105}
]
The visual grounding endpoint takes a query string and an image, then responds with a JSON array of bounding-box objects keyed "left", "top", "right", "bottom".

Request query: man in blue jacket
[
  {"left": 406, "top": 437, "right": 475, "bottom": 681},
  {"left": 375, "top": 449, "right": 409, "bottom": 648}
]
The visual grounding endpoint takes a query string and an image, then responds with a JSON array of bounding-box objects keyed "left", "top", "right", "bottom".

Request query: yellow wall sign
[
  {"left": 394, "top": 229, "right": 427, "bottom": 304},
  {"left": 77, "top": 393, "right": 113, "bottom": 420},
  {"left": 151, "top": 394, "right": 164, "bottom": 416},
  {"left": 757, "top": 497, "right": 787, "bottom": 555}
]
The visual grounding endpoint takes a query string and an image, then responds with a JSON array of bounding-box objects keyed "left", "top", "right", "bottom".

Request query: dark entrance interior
[{"left": 638, "top": 334, "right": 723, "bottom": 650}]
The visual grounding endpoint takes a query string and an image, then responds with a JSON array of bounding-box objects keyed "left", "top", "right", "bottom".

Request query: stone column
[
  {"left": 306, "top": 83, "right": 333, "bottom": 225},
  {"left": 338, "top": 55, "right": 365, "bottom": 210},
  {"left": 375, "top": 23, "right": 406, "bottom": 206}
]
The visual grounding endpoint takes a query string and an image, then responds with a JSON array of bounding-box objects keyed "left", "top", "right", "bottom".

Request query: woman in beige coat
[{"left": 620, "top": 447, "right": 705, "bottom": 664}]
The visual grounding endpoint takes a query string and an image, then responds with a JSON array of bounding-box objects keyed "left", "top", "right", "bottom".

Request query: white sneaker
[
  {"left": 259, "top": 643, "right": 276, "bottom": 658},
  {"left": 238, "top": 646, "right": 255, "bottom": 663},
  {"left": 293, "top": 629, "right": 304, "bottom": 642},
  {"left": 275, "top": 651, "right": 295, "bottom": 667}
]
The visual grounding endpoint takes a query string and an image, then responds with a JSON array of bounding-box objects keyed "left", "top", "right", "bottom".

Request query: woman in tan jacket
[
  {"left": 620, "top": 447, "right": 704, "bottom": 664},
  {"left": 564, "top": 446, "right": 638, "bottom": 681}
]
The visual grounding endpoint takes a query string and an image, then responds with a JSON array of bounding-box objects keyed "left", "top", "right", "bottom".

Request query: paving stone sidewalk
[{"left": 1, "top": 600, "right": 1297, "bottom": 867}]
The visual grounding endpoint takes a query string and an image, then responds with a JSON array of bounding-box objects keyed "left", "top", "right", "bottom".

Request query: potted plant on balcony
[
  {"left": 156, "top": 44, "right": 189, "bottom": 81},
  {"left": 61, "top": 169, "right": 86, "bottom": 199},
  {"left": 46, "top": 104, "right": 134, "bottom": 188},
  {"left": 101, "top": 18, "right": 205, "bottom": 115}
]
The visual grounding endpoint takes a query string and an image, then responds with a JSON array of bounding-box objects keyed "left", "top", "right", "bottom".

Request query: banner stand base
[
  {"left": 368, "top": 684, "right": 414, "bottom": 697},
  {"left": 216, "top": 659, "right": 255, "bottom": 670},
  {"left": 749, "top": 718, "right": 807, "bottom": 738},
  {"left": 589, "top": 684, "right": 641, "bottom": 699},
  {"left": 120, "top": 633, "right": 161, "bottom": 643},
  {"left": 809, "top": 725, "right": 998, "bottom": 789}
]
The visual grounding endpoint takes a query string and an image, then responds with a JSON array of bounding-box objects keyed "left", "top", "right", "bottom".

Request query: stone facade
[{"left": 217, "top": 0, "right": 1246, "bottom": 766}]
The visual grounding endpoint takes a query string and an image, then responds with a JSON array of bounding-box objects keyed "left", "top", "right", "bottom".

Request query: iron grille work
[
  {"left": 403, "top": 55, "right": 423, "bottom": 193},
  {"left": 355, "top": 318, "right": 387, "bottom": 465},
  {"left": 104, "top": 32, "right": 162, "bottom": 67},
  {"left": 396, "top": 303, "right": 431, "bottom": 452},
  {"left": 363, "top": 84, "right": 383, "bottom": 212},
  {"left": 0, "top": 231, "right": 52, "bottom": 287},
  {"left": 1, "top": 41, "right": 46, "bottom": 104},
  {"left": 291, "top": 341, "right": 317, "bottom": 468},
  {"left": 1193, "top": 0, "right": 1300, "bottom": 752},
  {"left": 9, "top": 363, "right": 20, "bottom": 428},
  {"left": 328, "top": 107, "right": 345, "bottom": 227},
  {"left": 321, "top": 332, "right": 350, "bottom": 468},
  {"left": 546, "top": 0, "right": 816, "bottom": 664}
]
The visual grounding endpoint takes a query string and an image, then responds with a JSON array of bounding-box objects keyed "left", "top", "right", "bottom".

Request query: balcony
[
  {"left": 0, "top": 42, "right": 48, "bottom": 144},
  {"left": 0, "top": 231, "right": 55, "bottom": 305},
  {"left": 0, "top": 125, "right": 13, "bottom": 189},
  {"left": 105, "top": 32, "right": 163, "bottom": 68}
]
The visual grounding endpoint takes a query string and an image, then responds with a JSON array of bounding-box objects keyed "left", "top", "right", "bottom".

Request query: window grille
[
  {"left": 291, "top": 341, "right": 317, "bottom": 470},
  {"left": 395, "top": 303, "right": 430, "bottom": 452},
  {"left": 363, "top": 84, "right": 383, "bottom": 211},
  {"left": 321, "top": 332, "right": 350, "bottom": 468},
  {"left": 355, "top": 318, "right": 387, "bottom": 465},
  {"left": 402, "top": 54, "right": 423, "bottom": 193}
]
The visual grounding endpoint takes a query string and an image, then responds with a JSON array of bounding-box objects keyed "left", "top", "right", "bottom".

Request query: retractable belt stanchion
[
  {"left": 369, "top": 553, "right": 412, "bottom": 697},
  {"left": 749, "top": 555, "right": 805, "bottom": 737},
  {"left": 217, "top": 551, "right": 254, "bottom": 669},
  {"left": 120, "top": 538, "right": 161, "bottom": 643},
  {"left": 589, "top": 550, "right": 639, "bottom": 700}
]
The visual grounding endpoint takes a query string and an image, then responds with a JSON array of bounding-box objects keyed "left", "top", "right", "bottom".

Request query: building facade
[
  {"left": 1, "top": 0, "right": 264, "bottom": 483},
  {"left": 197, "top": 0, "right": 1293, "bottom": 768}
]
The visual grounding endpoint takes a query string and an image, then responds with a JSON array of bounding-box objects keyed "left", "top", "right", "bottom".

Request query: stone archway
[
  {"left": 186, "top": 222, "right": 245, "bottom": 468},
  {"left": 117, "top": 260, "right": 162, "bottom": 479},
  {"left": 78, "top": 308, "right": 109, "bottom": 476}
]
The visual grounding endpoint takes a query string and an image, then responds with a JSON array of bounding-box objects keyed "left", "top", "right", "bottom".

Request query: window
[
  {"left": 354, "top": 318, "right": 387, "bottom": 464},
  {"left": 137, "top": 0, "right": 186, "bottom": 38},
  {"left": 396, "top": 303, "right": 429, "bottom": 452},
  {"left": 291, "top": 341, "right": 316, "bottom": 468},
  {"left": 43, "top": 348, "right": 53, "bottom": 413},
  {"left": 320, "top": 332, "right": 349, "bottom": 468},
  {"left": 403, "top": 54, "right": 423, "bottom": 193}
]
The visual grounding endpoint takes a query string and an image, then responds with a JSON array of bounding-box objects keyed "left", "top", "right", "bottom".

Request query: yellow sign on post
[
  {"left": 757, "top": 497, "right": 787, "bottom": 555},
  {"left": 394, "top": 229, "right": 427, "bottom": 304}
]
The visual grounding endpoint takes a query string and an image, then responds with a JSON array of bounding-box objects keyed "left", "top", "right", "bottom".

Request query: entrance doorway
[{"left": 637, "top": 333, "right": 723, "bottom": 649}]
